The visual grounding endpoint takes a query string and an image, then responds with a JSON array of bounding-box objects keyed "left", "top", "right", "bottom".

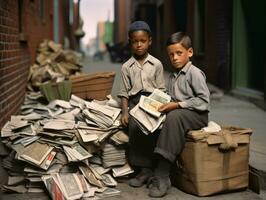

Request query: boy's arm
[
  {"left": 179, "top": 70, "right": 210, "bottom": 111},
  {"left": 117, "top": 66, "right": 130, "bottom": 99},
  {"left": 158, "top": 102, "right": 179, "bottom": 113},
  {"left": 155, "top": 62, "right": 166, "bottom": 91},
  {"left": 120, "top": 97, "right": 129, "bottom": 126},
  {"left": 118, "top": 66, "right": 131, "bottom": 126}
]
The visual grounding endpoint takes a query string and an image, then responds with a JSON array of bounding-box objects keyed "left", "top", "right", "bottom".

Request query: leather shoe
[
  {"left": 128, "top": 168, "right": 153, "bottom": 187},
  {"left": 148, "top": 176, "right": 171, "bottom": 198}
]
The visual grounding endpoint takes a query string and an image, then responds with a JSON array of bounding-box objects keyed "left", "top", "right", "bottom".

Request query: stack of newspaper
[
  {"left": 130, "top": 89, "right": 171, "bottom": 134},
  {"left": 28, "top": 39, "right": 83, "bottom": 92},
  {"left": 102, "top": 143, "right": 126, "bottom": 168},
  {"left": 110, "top": 130, "right": 129, "bottom": 145},
  {"left": 0, "top": 92, "right": 132, "bottom": 199},
  {"left": 112, "top": 163, "right": 135, "bottom": 177},
  {"left": 83, "top": 101, "right": 121, "bottom": 129},
  {"left": 76, "top": 125, "right": 118, "bottom": 145}
]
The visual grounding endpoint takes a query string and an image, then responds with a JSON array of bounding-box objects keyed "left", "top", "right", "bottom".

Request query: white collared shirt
[{"left": 118, "top": 54, "right": 165, "bottom": 99}]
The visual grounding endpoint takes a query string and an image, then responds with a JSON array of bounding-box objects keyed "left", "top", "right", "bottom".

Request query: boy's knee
[{"left": 166, "top": 109, "right": 184, "bottom": 119}]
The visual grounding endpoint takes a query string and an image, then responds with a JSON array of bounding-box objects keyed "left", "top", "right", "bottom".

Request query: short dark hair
[
  {"left": 128, "top": 21, "right": 151, "bottom": 37},
  {"left": 166, "top": 32, "right": 192, "bottom": 49}
]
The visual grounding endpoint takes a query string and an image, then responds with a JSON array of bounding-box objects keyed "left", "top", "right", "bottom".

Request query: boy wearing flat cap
[{"left": 118, "top": 21, "right": 165, "bottom": 189}]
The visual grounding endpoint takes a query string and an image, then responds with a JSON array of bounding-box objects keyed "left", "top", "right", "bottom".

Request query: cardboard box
[{"left": 171, "top": 126, "right": 252, "bottom": 196}]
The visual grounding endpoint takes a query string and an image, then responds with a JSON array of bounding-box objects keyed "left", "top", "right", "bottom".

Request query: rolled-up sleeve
[
  {"left": 155, "top": 62, "right": 166, "bottom": 91},
  {"left": 117, "top": 66, "right": 130, "bottom": 99}
]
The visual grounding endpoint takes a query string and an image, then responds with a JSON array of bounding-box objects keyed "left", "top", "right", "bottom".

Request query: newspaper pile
[
  {"left": 27, "top": 40, "right": 83, "bottom": 91},
  {"left": 130, "top": 89, "right": 171, "bottom": 134},
  {"left": 0, "top": 92, "right": 133, "bottom": 199},
  {"left": 102, "top": 143, "right": 126, "bottom": 168}
]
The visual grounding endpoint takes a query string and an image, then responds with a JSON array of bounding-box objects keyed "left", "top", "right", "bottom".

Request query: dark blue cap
[{"left": 128, "top": 21, "right": 151, "bottom": 35}]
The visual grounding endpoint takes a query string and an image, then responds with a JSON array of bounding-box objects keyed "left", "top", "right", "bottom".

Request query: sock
[{"left": 154, "top": 156, "right": 171, "bottom": 177}]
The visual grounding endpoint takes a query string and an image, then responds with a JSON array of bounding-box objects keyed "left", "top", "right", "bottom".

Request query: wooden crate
[{"left": 70, "top": 71, "right": 115, "bottom": 100}]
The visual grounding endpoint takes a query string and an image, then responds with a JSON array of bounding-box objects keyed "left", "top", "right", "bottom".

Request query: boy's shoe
[
  {"left": 128, "top": 168, "right": 153, "bottom": 187},
  {"left": 148, "top": 176, "right": 171, "bottom": 198}
]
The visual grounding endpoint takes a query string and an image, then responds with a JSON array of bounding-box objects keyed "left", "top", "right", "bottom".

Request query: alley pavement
[{"left": 1, "top": 54, "right": 266, "bottom": 200}]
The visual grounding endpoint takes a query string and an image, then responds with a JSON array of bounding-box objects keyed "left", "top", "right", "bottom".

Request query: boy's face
[
  {"left": 129, "top": 30, "right": 151, "bottom": 57},
  {"left": 167, "top": 43, "right": 193, "bottom": 69}
]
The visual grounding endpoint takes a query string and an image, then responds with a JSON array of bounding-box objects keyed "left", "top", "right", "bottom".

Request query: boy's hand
[
  {"left": 121, "top": 112, "right": 129, "bottom": 127},
  {"left": 158, "top": 102, "right": 179, "bottom": 113}
]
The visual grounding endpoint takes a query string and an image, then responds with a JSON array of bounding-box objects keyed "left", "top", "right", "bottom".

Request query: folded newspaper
[
  {"left": 139, "top": 89, "right": 171, "bottom": 118},
  {"left": 130, "top": 104, "right": 166, "bottom": 134},
  {"left": 42, "top": 173, "right": 84, "bottom": 200},
  {"left": 130, "top": 89, "right": 171, "bottom": 134}
]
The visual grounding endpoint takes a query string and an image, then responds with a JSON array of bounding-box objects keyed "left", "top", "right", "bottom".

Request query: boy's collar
[
  {"left": 128, "top": 54, "right": 155, "bottom": 67},
  {"left": 173, "top": 61, "right": 192, "bottom": 76},
  {"left": 180, "top": 61, "right": 192, "bottom": 73}
]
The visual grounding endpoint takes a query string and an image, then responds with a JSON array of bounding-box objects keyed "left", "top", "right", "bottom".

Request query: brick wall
[
  {"left": 0, "top": 0, "right": 30, "bottom": 128},
  {"left": 0, "top": 0, "right": 54, "bottom": 129},
  {"left": 23, "top": 0, "right": 54, "bottom": 63}
]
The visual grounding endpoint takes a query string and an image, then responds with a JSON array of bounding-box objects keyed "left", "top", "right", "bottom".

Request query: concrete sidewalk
[{"left": 1, "top": 55, "right": 266, "bottom": 200}]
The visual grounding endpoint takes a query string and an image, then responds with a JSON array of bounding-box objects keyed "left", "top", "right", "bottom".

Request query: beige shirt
[
  {"left": 118, "top": 54, "right": 165, "bottom": 99},
  {"left": 168, "top": 61, "right": 210, "bottom": 111}
]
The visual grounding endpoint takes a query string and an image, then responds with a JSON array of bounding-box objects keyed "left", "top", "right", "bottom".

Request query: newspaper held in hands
[
  {"left": 139, "top": 89, "right": 171, "bottom": 118},
  {"left": 149, "top": 89, "right": 171, "bottom": 103},
  {"left": 129, "top": 103, "right": 166, "bottom": 134}
]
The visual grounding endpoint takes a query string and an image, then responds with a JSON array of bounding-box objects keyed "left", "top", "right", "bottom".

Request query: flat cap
[{"left": 128, "top": 21, "right": 151, "bottom": 35}]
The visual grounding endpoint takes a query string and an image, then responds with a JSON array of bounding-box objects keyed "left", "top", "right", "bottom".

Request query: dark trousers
[
  {"left": 128, "top": 92, "right": 159, "bottom": 168},
  {"left": 154, "top": 109, "right": 208, "bottom": 162},
  {"left": 128, "top": 93, "right": 208, "bottom": 167}
]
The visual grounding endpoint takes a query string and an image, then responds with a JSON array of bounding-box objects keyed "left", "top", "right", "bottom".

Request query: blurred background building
[{"left": 114, "top": 0, "right": 266, "bottom": 108}]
